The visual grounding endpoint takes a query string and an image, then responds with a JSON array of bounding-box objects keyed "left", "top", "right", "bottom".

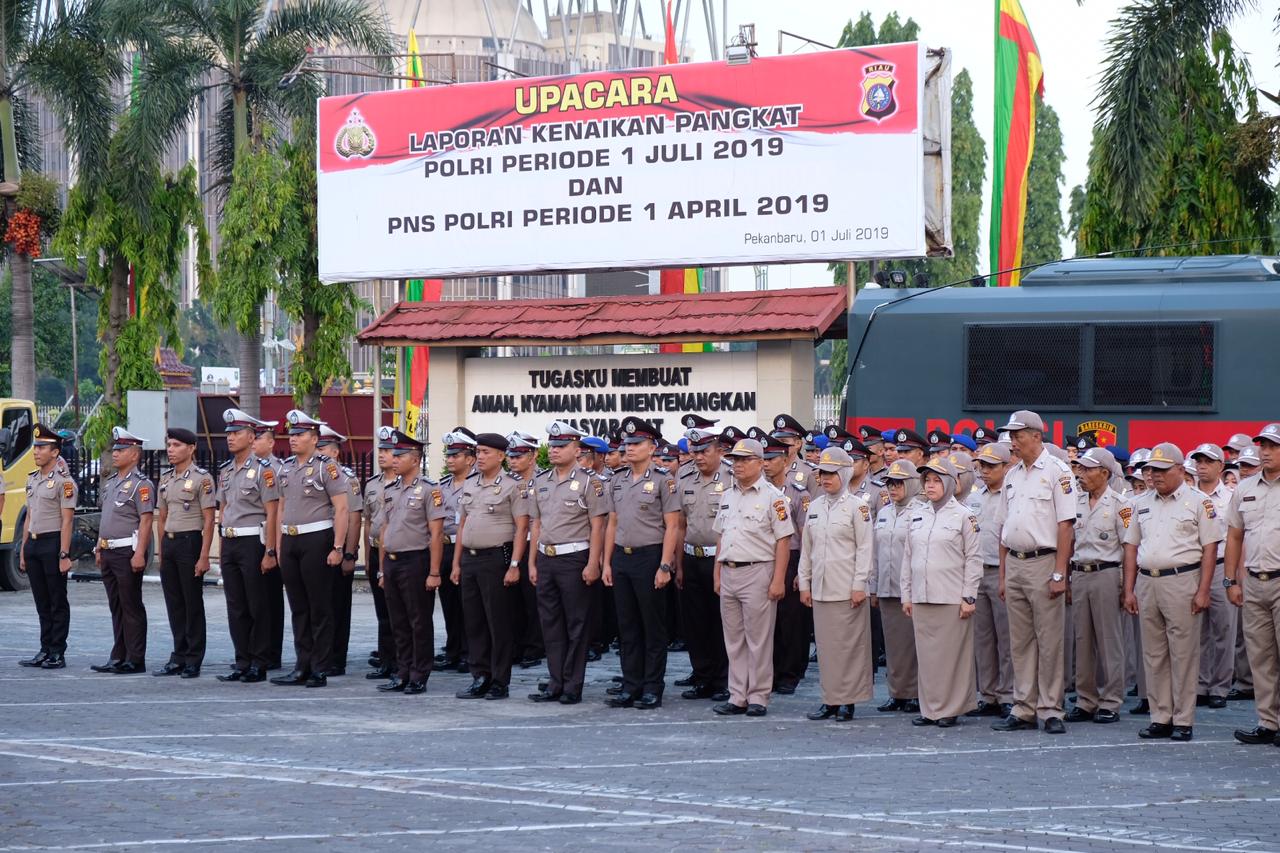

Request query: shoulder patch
[
  {"left": 431, "top": 488, "right": 443, "bottom": 507},
  {"left": 262, "top": 468, "right": 276, "bottom": 488},
  {"left": 969, "top": 514, "right": 979, "bottom": 533},
  {"left": 773, "top": 498, "right": 788, "bottom": 522},
  {"left": 1202, "top": 499, "right": 1217, "bottom": 519},
  {"left": 1119, "top": 506, "right": 1133, "bottom": 528},
  {"left": 203, "top": 479, "right": 213, "bottom": 495},
  {"left": 667, "top": 477, "right": 676, "bottom": 495},
  {"left": 326, "top": 462, "right": 339, "bottom": 480},
  {"left": 62, "top": 481, "right": 74, "bottom": 499},
  {"left": 1059, "top": 476, "right": 1074, "bottom": 495},
  {"left": 859, "top": 503, "right": 870, "bottom": 522},
  {"left": 592, "top": 478, "right": 604, "bottom": 497},
  {"left": 138, "top": 485, "right": 152, "bottom": 504}
]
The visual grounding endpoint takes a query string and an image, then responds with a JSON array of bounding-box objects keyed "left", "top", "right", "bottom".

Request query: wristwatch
[
  {"left": 265, "top": 548, "right": 277, "bottom": 558},
  {"left": 509, "top": 560, "right": 519, "bottom": 568},
  {"left": 58, "top": 551, "right": 70, "bottom": 560},
  {"left": 659, "top": 562, "right": 674, "bottom": 575},
  {"left": 343, "top": 551, "right": 357, "bottom": 562},
  {"left": 1223, "top": 577, "right": 1239, "bottom": 588},
  {"left": 1050, "top": 572, "right": 1065, "bottom": 583},
  {"left": 962, "top": 596, "right": 976, "bottom": 605}
]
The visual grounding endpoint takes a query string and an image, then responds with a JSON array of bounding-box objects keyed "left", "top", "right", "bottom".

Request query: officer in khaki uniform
[
  {"left": 91, "top": 427, "right": 155, "bottom": 675},
  {"left": 362, "top": 427, "right": 398, "bottom": 679},
  {"left": 253, "top": 420, "right": 286, "bottom": 668},
  {"left": 763, "top": 420, "right": 813, "bottom": 695},
  {"left": 1226, "top": 424, "right": 1280, "bottom": 745},
  {"left": 1065, "top": 447, "right": 1129, "bottom": 723},
  {"left": 317, "top": 425, "right": 362, "bottom": 675},
  {"left": 527, "top": 422, "right": 610, "bottom": 704},
  {"left": 993, "top": 410, "right": 1075, "bottom": 735},
  {"left": 218, "top": 409, "right": 280, "bottom": 682},
  {"left": 1189, "top": 443, "right": 1234, "bottom": 707},
  {"left": 18, "top": 424, "right": 77, "bottom": 670},
  {"left": 437, "top": 428, "right": 477, "bottom": 669},
  {"left": 378, "top": 430, "right": 446, "bottom": 695},
  {"left": 506, "top": 431, "right": 546, "bottom": 669},
  {"left": 452, "top": 432, "right": 529, "bottom": 700},
  {"left": 712, "top": 438, "right": 793, "bottom": 717},
  {"left": 1122, "top": 442, "right": 1222, "bottom": 740},
  {"left": 154, "top": 427, "right": 216, "bottom": 678},
  {"left": 271, "top": 410, "right": 350, "bottom": 688},
  {"left": 967, "top": 442, "right": 1014, "bottom": 717},
  {"left": 676, "top": 427, "right": 731, "bottom": 701},
  {"left": 871, "top": 459, "right": 922, "bottom": 714}
]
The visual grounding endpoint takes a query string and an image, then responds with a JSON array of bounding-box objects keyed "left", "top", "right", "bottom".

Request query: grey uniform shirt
[
  {"left": 381, "top": 475, "right": 448, "bottom": 553},
  {"left": 1123, "top": 484, "right": 1224, "bottom": 571},
  {"left": 1000, "top": 448, "right": 1077, "bottom": 552},
  {"left": 1201, "top": 481, "right": 1230, "bottom": 560},
  {"left": 363, "top": 474, "right": 395, "bottom": 548},
  {"left": 798, "top": 490, "right": 874, "bottom": 599},
  {"left": 714, "top": 477, "right": 794, "bottom": 563},
  {"left": 440, "top": 472, "right": 470, "bottom": 540},
  {"left": 458, "top": 472, "right": 528, "bottom": 549},
  {"left": 158, "top": 464, "right": 217, "bottom": 533},
  {"left": 25, "top": 466, "right": 77, "bottom": 535},
  {"left": 680, "top": 468, "right": 728, "bottom": 548},
  {"left": 218, "top": 457, "right": 280, "bottom": 529},
  {"left": 850, "top": 475, "right": 886, "bottom": 522},
  {"left": 1227, "top": 472, "right": 1280, "bottom": 570},
  {"left": 529, "top": 466, "right": 611, "bottom": 545},
  {"left": 873, "top": 498, "right": 921, "bottom": 598},
  {"left": 968, "top": 484, "right": 1005, "bottom": 567},
  {"left": 611, "top": 464, "right": 681, "bottom": 548},
  {"left": 342, "top": 466, "right": 363, "bottom": 514},
  {"left": 1073, "top": 488, "right": 1129, "bottom": 565},
  {"left": 901, "top": 497, "right": 981, "bottom": 603},
  {"left": 98, "top": 467, "right": 156, "bottom": 539},
  {"left": 279, "top": 455, "right": 347, "bottom": 527},
  {"left": 783, "top": 459, "right": 819, "bottom": 552}
]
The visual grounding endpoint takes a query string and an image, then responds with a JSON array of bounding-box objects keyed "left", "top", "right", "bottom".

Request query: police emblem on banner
[
  {"left": 859, "top": 62, "right": 897, "bottom": 122},
  {"left": 1077, "top": 420, "right": 1118, "bottom": 448},
  {"left": 335, "top": 108, "right": 376, "bottom": 159}
]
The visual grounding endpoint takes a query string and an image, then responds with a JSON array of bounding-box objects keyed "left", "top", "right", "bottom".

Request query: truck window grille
[
  {"left": 1093, "top": 323, "right": 1215, "bottom": 409},
  {"left": 965, "top": 324, "right": 1082, "bottom": 409}
]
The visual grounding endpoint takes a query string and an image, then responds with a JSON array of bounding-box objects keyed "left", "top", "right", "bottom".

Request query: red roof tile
[{"left": 358, "top": 287, "right": 848, "bottom": 346}]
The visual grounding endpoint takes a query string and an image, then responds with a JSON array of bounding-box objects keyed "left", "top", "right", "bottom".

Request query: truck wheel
[{"left": 0, "top": 512, "right": 30, "bottom": 592}]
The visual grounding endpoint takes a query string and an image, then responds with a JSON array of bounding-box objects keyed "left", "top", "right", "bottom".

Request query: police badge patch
[
  {"left": 859, "top": 503, "right": 870, "bottom": 522},
  {"left": 62, "top": 481, "right": 74, "bottom": 499},
  {"left": 1202, "top": 499, "right": 1217, "bottom": 519},
  {"left": 1119, "top": 506, "right": 1133, "bottom": 529},
  {"left": 1059, "top": 476, "right": 1073, "bottom": 495},
  {"left": 860, "top": 62, "right": 898, "bottom": 122},
  {"left": 773, "top": 499, "right": 788, "bottom": 522}
]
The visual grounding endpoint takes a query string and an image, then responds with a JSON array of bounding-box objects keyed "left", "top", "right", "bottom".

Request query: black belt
[
  {"left": 615, "top": 544, "right": 660, "bottom": 555},
  {"left": 164, "top": 530, "right": 203, "bottom": 539},
  {"left": 463, "top": 545, "right": 508, "bottom": 557},
  {"left": 384, "top": 550, "right": 423, "bottom": 562},
  {"left": 1139, "top": 563, "right": 1201, "bottom": 578},
  {"left": 983, "top": 563, "right": 999, "bottom": 571},
  {"left": 1247, "top": 569, "right": 1280, "bottom": 582},
  {"left": 1008, "top": 547, "right": 1056, "bottom": 560},
  {"left": 1072, "top": 561, "right": 1120, "bottom": 573},
  {"left": 27, "top": 530, "right": 59, "bottom": 540},
  {"left": 1216, "top": 557, "right": 1225, "bottom": 566},
  {"left": 722, "top": 560, "right": 757, "bottom": 568}
]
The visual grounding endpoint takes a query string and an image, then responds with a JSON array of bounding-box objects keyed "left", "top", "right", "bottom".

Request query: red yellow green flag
[
  {"left": 400, "top": 30, "right": 433, "bottom": 435},
  {"left": 989, "top": 0, "right": 1044, "bottom": 287}
]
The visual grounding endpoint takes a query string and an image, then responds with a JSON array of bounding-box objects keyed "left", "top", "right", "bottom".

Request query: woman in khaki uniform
[
  {"left": 799, "top": 447, "right": 875, "bottom": 721},
  {"left": 870, "top": 459, "right": 922, "bottom": 714},
  {"left": 902, "top": 457, "right": 982, "bottom": 727}
]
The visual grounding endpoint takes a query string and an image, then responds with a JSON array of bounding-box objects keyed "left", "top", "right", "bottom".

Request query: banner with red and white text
[{"left": 317, "top": 44, "right": 926, "bottom": 282}]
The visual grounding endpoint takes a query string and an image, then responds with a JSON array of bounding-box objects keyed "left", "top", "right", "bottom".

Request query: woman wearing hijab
[
  {"left": 901, "top": 457, "right": 982, "bottom": 727},
  {"left": 798, "top": 447, "right": 875, "bottom": 721},
  {"left": 870, "top": 459, "right": 922, "bottom": 714},
  {"left": 949, "top": 450, "right": 976, "bottom": 504}
]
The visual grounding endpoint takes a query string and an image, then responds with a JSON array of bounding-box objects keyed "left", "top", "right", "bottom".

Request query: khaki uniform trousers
[
  {"left": 1005, "top": 552, "right": 1065, "bottom": 721},
  {"left": 1198, "top": 562, "right": 1237, "bottom": 698},
  {"left": 720, "top": 560, "right": 777, "bottom": 707},
  {"left": 1241, "top": 573, "right": 1280, "bottom": 729},
  {"left": 974, "top": 567, "right": 1013, "bottom": 704},
  {"left": 1071, "top": 568, "right": 1126, "bottom": 713},
  {"left": 1124, "top": 611, "right": 1146, "bottom": 698},
  {"left": 1136, "top": 569, "right": 1203, "bottom": 727}
]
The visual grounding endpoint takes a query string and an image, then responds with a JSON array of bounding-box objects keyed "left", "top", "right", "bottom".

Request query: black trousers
[
  {"left": 612, "top": 544, "right": 668, "bottom": 697},
  {"left": 772, "top": 550, "right": 809, "bottom": 688},
  {"left": 220, "top": 535, "right": 271, "bottom": 670},
  {"left": 439, "top": 543, "right": 466, "bottom": 660},
  {"left": 513, "top": 551, "right": 545, "bottom": 661},
  {"left": 383, "top": 550, "right": 436, "bottom": 682},
  {"left": 279, "top": 530, "right": 335, "bottom": 674},
  {"left": 100, "top": 546, "right": 147, "bottom": 664},
  {"left": 331, "top": 564, "right": 354, "bottom": 669},
  {"left": 682, "top": 553, "right": 728, "bottom": 689},
  {"left": 461, "top": 545, "right": 514, "bottom": 686},
  {"left": 265, "top": 560, "right": 285, "bottom": 668},
  {"left": 537, "top": 552, "right": 594, "bottom": 695},
  {"left": 589, "top": 581, "right": 618, "bottom": 650},
  {"left": 159, "top": 530, "right": 206, "bottom": 668},
  {"left": 23, "top": 535, "right": 69, "bottom": 655},
  {"left": 366, "top": 547, "right": 396, "bottom": 669}
]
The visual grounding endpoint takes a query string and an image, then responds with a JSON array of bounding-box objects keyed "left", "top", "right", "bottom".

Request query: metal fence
[{"left": 813, "top": 395, "right": 843, "bottom": 427}]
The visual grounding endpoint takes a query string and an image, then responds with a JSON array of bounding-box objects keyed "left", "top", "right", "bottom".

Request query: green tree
[
  {"left": 1066, "top": 183, "right": 1087, "bottom": 254},
  {"left": 117, "top": 0, "right": 391, "bottom": 417},
  {"left": 0, "top": 263, "right": 99, "bottom": 398},
  {"left": 178, "top": 300, "right": 238, "bottom": 374},
  {"left": 1022, "top": 99, "right": 1066, "bottom": 267}
]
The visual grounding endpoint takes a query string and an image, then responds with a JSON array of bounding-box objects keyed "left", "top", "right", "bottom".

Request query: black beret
[
  {"left": 166, "top": 427, "right": 198, "bottom": 446},
  {"left": 475, "top": 432, "right": 509, "bottom": 452}
]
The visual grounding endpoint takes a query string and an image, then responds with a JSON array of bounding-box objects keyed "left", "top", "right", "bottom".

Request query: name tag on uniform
[
  {"left": 1243, "top": 496, "right": 1256, "bottom": 502},
  {"left": 1138, "top": 508, "right": 1150, "bottom": 515}
]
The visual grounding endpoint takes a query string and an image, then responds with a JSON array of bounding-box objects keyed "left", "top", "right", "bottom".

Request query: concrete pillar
[
  {"left": 754, "top": 340, "right": 815, "bottom": 431},
  {"left": 426, "top": 347, "right": 472, "bottom": 475}
]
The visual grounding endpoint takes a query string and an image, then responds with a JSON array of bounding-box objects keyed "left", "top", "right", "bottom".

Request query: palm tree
[{"left": 115, "top": 0, "right": 391, "bottom": 416}]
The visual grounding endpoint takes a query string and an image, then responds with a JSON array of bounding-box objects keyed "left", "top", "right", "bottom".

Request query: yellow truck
[{"left": 0, "top": 398, "right": 38, "bottom": 590}]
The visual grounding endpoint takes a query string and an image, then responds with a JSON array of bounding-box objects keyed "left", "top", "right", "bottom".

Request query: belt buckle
[
  {"left": 287, "top": 525, "right": 298, "bottom": 536},
  {"left": 545, "top": 545, "right": 557, "bottom": 557},
  {"left": 98, "top": 538, "right": 108, "bottom": 550},
  {"left": 623, "top": 546, "right": 633, "bottom": 555},
  {"left": 468, "top": 548, "right": 477, "bottom": 556},
  {"left": 388, "top": 553, "right": 398, "bottom": 561},
  {"left": 694, "top": 546, "right": 706, "bottom": 558},
  {"left": 1259, "top": 571, "right": 1272, "bottom": 581},
  {"left": 166, "top": 532, "right": 174, "bottom": 540},
  {"left": 1152, "top": 568, "right": 1164, "bottom": 578}
]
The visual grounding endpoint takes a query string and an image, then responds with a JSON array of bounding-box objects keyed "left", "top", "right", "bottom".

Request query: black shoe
[
  {"left": 606, "top": 694, "right": 637, "bottom": 708},
  {"left": 267, "top": 661, "right": 283, "bottom": 671},
  {"left": 773, "top": 683, "right": 796, "bottom": 695},
  {"left": 432, "top": 652, "right": 447, "bottom": 664},
  {"left": 606, "top": 683, "right": 624, "bottom": 696},
  {"left": 634, "top": 692, "right": 662, "bottom": 709},
  {"left": 180, "top": 666, "right": 200, "bottom": 679},
  {"left": 911, "top": 715, "right": 936, "bottom": 726},
  {"left": 456, "top": 678, "right": 492, "bottom": 699},
  {"left": 1043, "top": 717, "right": 1066, "bottom": 734},
  {"left": 321, "top": 667, "right": 345, "bottom": 677},
  {"left": 877, "top": 698, "right": 905, "bottom": 713},
  {"left": 270, "top": 670, "right": 309, "bottom": 686},
  {"left": 304, "top": 673, "right": 327, "bottom": 688},
  {"left": 403, "top": 680, "right": 427, "bottom": 695},
  {"left": 114, "top": 662, "right": 145, "bottom": 674},
  {"left": 936, "top": 716, "right": 958, "bottom": 728},
  {"left": 809, "top": 650, "right": 818, "bottom": 663},
  {"left": 242, "top": 667, "right": 266, "bottom": 683},
  {"left": 674, "top": 675, "right": 698, "bottom": 687},
  {"left": 667, "top": 640, "right": 687, "bottom": 652},
  {"left": 434, "top": 657, "right": 459, "bottom": 670},
  {"left": 585, "top": 649, "right": 601, "bottom": 662},
  {"left": 1000, "top": 702, "right": 1014, "bottom": 717},
  {"left": 965, "top": 701, "right": 1003, "bottom": 718},
  {"left": 19, "top": 651, "right": 49, "bottom": 668},
  {"left": 559, "top": 692, "right": 581, "bottom": 704},
  {"left": 378, "top": 678, "right": 407, "bottom": 693},
  {"left": 1170, "top": 726, "right": 1193, "bottom": 741},
  {"left": 484, "top": 684, "right": 509, "bottom": 700},
  {"left": 518, "top": 657, "right": 544, "bottom": 669},
  {"left": 1129, "top": 699, "right": 1150, "bottom": 715},
  {"left": 365, "top": 665, "right": 394, "bottom": 680},
  {"left": 1234, "top": 726, "right": 1278, "bottom": 745},
  {"left": 710, "top": 689, "right": 730, "bottom": 702},
  {"left": 153, "top": 661, "right": 184, "bottom": 677},
  {"left": 681, "top": 684, "right": 717, "bottom": 700},
  {"left": 1227, "top": 687, "right": 1255, "bottom": 701},
  {"left": 992, "top": 715, "right": 1037, "bottom": 732},
  {"left": 1064, "top": 706, "right": 1094, "bottom": 723},
  {"left": 1127, "top": 686, "right": 1139, "bottom": 697},
  {"left": 218, "top": 669, "right": 246, "bottom": 683},
  {"left": 745, "top": 704, "right": 767, "bottom": 717},
  {"left": 1093, "top": 709, "right": 1120, "bottom": 724},
  {"left": 1195, "top": 693, "right": 1209, "bottom": 707},
  {"left": 807, "top": 704, "right": 838, "bottom": 720},
  {"left": 1139, "top": 722, "right": 1173, "bottom": 739},
  {"left": 713, "top": 701, "right": 746, "bottom": 716},
  {"left": 836, "top": 705, "right": 854, "bottom": 721},
  {"left": 528, "top": 689, "right": 562, "bottom": 702},
  {"left": 91, "top": 660, "right": 123, "bottom": 673},
  {"left": 902, "top": 699, "right": 920, "bottom": 713},
  {"left": 40, "top": 655, "right": 65, "bottom": 670},
  {"left": 1206, "top": 695, "right": 1227, "bottom": 709}
]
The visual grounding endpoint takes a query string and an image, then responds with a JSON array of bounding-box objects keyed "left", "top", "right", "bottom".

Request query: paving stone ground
[{"left": 0, "top": 580, "right": 1277, "bottom": 852}]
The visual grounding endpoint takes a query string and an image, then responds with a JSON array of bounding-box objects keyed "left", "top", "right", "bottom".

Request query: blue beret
[
  {"left": 581, "top": 436, "right": 610, "bottom": 454},
  {"left": 1106, "top": 446, "right": 1130, "bottom": 464},
  {"left": 951, "top": 434, "right": 977, "bottom": 452},
  {"left": 677, "top": 438, "right": 689, "bottom": 453},
  {"left": 813, "top": 434, "right": 829, "bottom": 449},
  {"left": 881, "top": 429, "right": 896, "bottom": 444}
]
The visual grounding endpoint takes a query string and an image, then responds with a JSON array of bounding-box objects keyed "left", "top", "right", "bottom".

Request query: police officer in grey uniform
[
  {"left": 18, "top": 424, "right": 76, "bottom": 670},
  {"left": 604, "top": 416, "right": 681, "bottom": 709},
  {"left": 677, "top": 426, "right": 731, "bottom": 701},
  {"left": 378, "top": 430, "right": 446, "bottom": 695},
  {"left": 253, "top": 420, "right": 286, "bottom": 668},
  {"left": 1190, "top": 443, "right": 1234, "bottom": 708},
  {"left": 363, "top": 426, "right": 398, "bottom": 679},
  {"left": 767, "top": 416, "right": 816, "bottom": 694},
  {"left": 967, "top": 442, "right": 1015, "bottom": 717},
  {"left": 271, "top": 410, "right": 350, "bottom": 688},
  {"left": 527, "top": 421, "right": 610, "bottom": 704},
  {"left": 91, "top": 427, "right": 155, "bottom": 675},
  {"left": 218, "top": 409, "right": 280, "bottom": 683},
  {"left": 437, "top": 428, "right": 477, "bottom": 670},
  {"left": 318, "top": 424, "right": 362, "bottom": 676},
  {"left": 154, "top": 427, "right": 216, "bottom": 678},
  {"left": 507, "top": 431, "right": 546, "bottom": 669}
]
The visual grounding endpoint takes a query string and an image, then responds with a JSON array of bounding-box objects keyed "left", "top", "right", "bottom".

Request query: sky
[{"left": 691, "top": 1, "right": 1280, "bottom": 290}]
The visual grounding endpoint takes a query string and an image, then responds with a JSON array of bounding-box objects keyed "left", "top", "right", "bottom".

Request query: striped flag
[
  {"left": 401, "top": 30, "right": 434, "bottom": 436},
  {"left": 989, "top": 0, "right": 1044, "bottom": 287}
]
